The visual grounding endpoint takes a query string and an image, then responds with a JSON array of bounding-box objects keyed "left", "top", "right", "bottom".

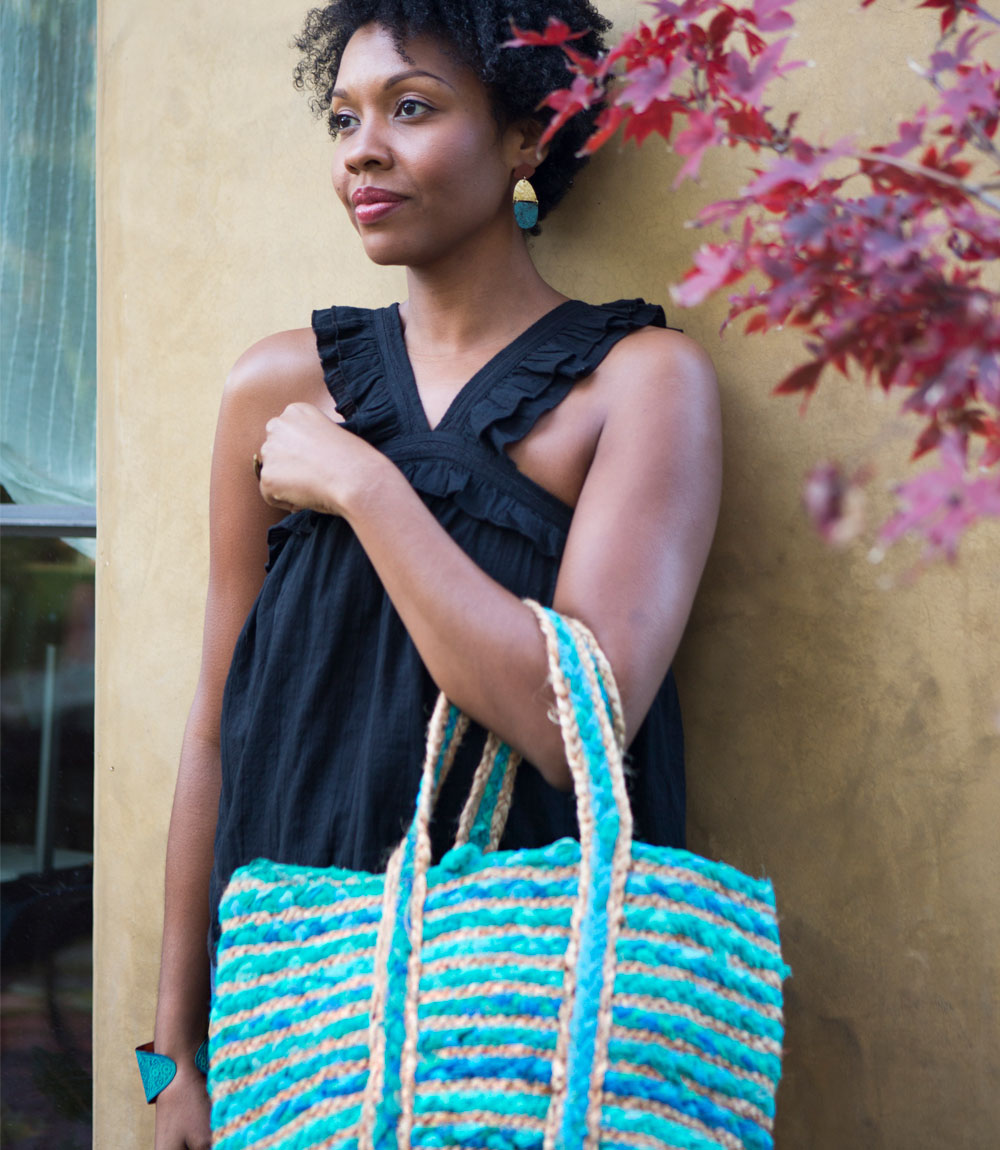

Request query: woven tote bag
[{"left": 209, "top": 604, "right": 789, "bottom": 1150}]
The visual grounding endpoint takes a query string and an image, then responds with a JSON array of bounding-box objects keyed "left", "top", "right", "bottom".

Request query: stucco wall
[{"left": 95, "top": 1, "right": 1000, "bottom": 1145}]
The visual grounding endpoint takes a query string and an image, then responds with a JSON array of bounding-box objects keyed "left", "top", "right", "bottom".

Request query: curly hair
[{"left": 293, "top": 0, "right": 611, "bottom": 229}]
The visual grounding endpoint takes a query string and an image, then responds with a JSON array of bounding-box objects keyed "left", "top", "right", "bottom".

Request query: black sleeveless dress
[{"left": 210, "top": 298, "right": 686, "bottom": 947}]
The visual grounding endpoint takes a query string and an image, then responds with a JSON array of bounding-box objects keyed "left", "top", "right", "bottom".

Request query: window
[{"left": 1, "top": 1, "right": 97, "bottom": 1145}]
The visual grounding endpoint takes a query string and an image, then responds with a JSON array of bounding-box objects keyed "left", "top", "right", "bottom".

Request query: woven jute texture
[{"left": 209, "top": 605, "right": 789, "bottom": 1150}]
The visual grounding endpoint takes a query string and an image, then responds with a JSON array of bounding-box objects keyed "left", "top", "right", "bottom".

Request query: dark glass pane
[{"left": 1, "top": 535, "right": 93, "bottom": 1149}]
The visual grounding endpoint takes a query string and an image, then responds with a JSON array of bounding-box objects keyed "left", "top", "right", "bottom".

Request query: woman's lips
[{"left": 352, "top": 187, "right": 406, "bottom": 224}]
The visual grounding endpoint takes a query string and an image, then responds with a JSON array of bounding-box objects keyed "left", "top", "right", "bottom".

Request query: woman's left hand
[{"left": 256, "top": 402, "right": 383, "bottom": 516}]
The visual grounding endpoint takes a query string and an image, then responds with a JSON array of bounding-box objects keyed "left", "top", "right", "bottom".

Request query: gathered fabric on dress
[{"left": 210, "top": 298, "right": 686, "bottom": 949}]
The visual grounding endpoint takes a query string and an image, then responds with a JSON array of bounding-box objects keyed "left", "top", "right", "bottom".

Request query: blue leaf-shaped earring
[{"left": 513, "top": 177, "right": 539, "bottom": 230}]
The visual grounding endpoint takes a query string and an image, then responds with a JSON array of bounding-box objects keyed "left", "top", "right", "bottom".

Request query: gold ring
[{"left": 253, "top": 453, "right": 262, "bottom": 481}]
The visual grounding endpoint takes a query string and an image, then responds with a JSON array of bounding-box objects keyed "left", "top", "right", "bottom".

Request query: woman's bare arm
[
  {"left": 151, "top": 331, "right": 320, "bottom": 1148},
  {"left": 257, "top": 327, "right": 721, "bottom": 789}
]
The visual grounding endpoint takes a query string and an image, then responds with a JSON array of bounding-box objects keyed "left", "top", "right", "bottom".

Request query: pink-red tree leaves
[{"left": 516, "top": 0, "right": 1000, "bottom": 566}]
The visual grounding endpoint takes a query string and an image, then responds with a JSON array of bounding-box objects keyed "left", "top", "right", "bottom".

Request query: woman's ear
[{"left": 508, "top": 117, "right": 550, "bottom": 174}]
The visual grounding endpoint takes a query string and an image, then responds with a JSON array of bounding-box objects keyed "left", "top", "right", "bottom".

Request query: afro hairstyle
[{"left": 293, "top": 0, "right": 611, "bottom": 229}]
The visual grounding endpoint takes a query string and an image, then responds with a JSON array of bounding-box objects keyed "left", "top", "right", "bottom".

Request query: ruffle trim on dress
[
  {"left": 394, "top": 455, "right": 570, "bottom": 559},
  {"left": 467, "top": 298, "right": 666, "bottom": 452},
  {"left": 312, "top": 306, "right": 401, "bottom": 443}
]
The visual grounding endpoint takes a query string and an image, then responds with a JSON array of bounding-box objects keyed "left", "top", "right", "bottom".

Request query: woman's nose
[{"left": 341, "top": 120, "right": 392, "bottom": 173}]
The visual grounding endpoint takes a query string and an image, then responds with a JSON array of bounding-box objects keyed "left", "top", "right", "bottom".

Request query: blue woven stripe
[
  {"left": 410, "top": 1124, "right": 541, "bottom": 1149},
  {"left": 418, "top": 994, "right": 562, "bottom": 1022},
  {"left": 622, "top": 905, "right": 788, "bottom": 976},
  {"left": 418, "top": 964, "right": 564, "bottom": 993},
  {"left": 612, "top": 970, "right": 784, "bottom": 1045},
  {"left": 212, "top": 987, "right": 371, "bottom": 1050},
  {"left": 623, "top": 873, "right": 780, "bottom": 944},
  {"left": 629, "top": 841, "right": 779, "bottom": 907},
  {"left": 615, "top": 937, "right": 784, "bottom": 1010},
  {"left": 213, "top": 1070, "right": 367, "bottom": 1150},
  {"left": 212, "top": 1043, "right": 368, "bottom": 1126},
  {"left": 609, "top": 1036, "right": 776, "bottom": 1115},
  {"left": 614, "top": 1008, "right": 783, "bottom": 1083},
  {"left": 424, "top": 871, "right": 578, "bottom": 912},
  {"left": 548, "top": 612, "right": 619, "bottom": 1150},
  {"left": 605, "top": 1069, "right": 772, "bottom": 1149}
]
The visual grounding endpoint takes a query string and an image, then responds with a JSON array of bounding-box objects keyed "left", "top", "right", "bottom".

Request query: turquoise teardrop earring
[{"left": 513, "top": 177, "right": 539, "bottom": 230}]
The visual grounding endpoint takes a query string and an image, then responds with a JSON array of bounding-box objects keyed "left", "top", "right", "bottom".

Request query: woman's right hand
[{"left": 153, "top": 1062, "right": 211, "bottom": 1150}]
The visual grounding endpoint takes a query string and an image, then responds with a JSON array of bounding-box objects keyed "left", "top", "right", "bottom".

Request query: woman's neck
[{"left": 399, "top": 230, "right": 567, "bottom": 357}]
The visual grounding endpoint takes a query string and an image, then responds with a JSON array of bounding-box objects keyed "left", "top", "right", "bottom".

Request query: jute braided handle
[{"left": 362, "top": 603, "right": 632, "bottom": 1150}]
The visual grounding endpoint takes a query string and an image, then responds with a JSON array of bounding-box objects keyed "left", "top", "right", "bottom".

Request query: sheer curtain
[{"left": 1, "top": 0, "right": 97, "bottom": 509}]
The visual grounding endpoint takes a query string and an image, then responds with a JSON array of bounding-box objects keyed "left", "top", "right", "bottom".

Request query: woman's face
[{"left": 330, "top": 24, "right": 532, "bottom": 267}]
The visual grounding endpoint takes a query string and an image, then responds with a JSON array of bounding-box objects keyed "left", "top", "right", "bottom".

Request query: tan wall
[{"left": 95, "top": 1, "right": 1000, "bottom": 1145}]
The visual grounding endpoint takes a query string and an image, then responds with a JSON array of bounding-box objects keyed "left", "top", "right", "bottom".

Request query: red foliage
[{"left": 515, "top": 0, "right": 1000, "bottom": 566}]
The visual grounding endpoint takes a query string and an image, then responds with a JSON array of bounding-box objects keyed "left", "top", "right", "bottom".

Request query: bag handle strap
[{"left": 361, "top": 604, "right": 633, "bottom": 1150}]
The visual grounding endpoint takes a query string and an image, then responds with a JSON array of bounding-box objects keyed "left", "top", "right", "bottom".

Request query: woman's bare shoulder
[
  {"left": 601, "top": 325, "right": 718, "bottom": 407},
  {"left": 224, "top": 327, "right": 328, "bottom": 410}
]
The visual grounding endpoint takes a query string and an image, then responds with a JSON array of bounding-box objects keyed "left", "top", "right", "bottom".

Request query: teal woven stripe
[
  {"left": 217, "top": 904, "right": 382, "bottom": 946},
  {"left": 212, "top": 1043, "right": 367, "bottom": 1127},
  {"left": 614, "top": 1009, "right": 783, "bottom": 1083},
  {"left": 212, "top": 992, "right": 370, "bottom": 1056},
  {"left": 612, "top": 969, "right": 784, "bottom": 1045},
  {"left": 599, "top": 1115, "right": 721, "bottom": 1150},
  {"left": 548, "top": 611, "right": 620, "bottom": 1150},
  {"left": 629, "top": 841, "right": 778, "bottom": 909},
  {"left": 418, "top": 993, "right": 562, "bottom": 1022},
  {"left": 467, "top": 742, "right": 512, "bottom": 850},
  {"left": 622, "top": 905, "right": 787, "bottom": 976},
  {"left": 609, "top": 1036, "right": 775, "bottom": 1115},
  {"left": 415, "top": 1054, "right": 553, "bottom": 1085},
  {"left": 604, "top": 1069, "right": 772, "bottom": 1150},
  {"left": 422, "top": 908, "right": 574, "bottom": 942},
  {"left": 212, "top": 1071, "right": 367, "bottom": 1150},
  {"left": 413, "top": 1089, "right": 549, "bottom": 1121},
  {"left": 213, "top": 966, "right": 377, "bottom": 1021},
  {"left": 421, "top": 932, "right": 570, "bottom": 964},
  {"left": 424, "top": 874, "right": 577, "bottom": 911},
  {"left": 216, "top": 927, "right": 380, "bottom": 978},
  {"left": 623, "top": 873, "right": 780, "bottom": 944},
  {"left": 419, "top": 1024, "right": 560, "bottom": 1054},
  {"left": 418, "top": 963, "right": 564, "bottom": 993},
  {"left": 615, "top": 937, "right": 784, "bottom": 1011}
]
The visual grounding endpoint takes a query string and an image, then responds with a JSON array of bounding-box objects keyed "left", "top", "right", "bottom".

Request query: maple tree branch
[{"left": 854, "top": 150, "right": 1000, "bottom": 213}]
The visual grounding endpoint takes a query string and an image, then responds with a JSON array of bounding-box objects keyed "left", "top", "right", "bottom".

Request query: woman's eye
[
  {"left": 331, "top": 111, "right": 359, "bottom": 133},
  {"left": 396, "top": 98, "right": 431, "bottom": 119}
]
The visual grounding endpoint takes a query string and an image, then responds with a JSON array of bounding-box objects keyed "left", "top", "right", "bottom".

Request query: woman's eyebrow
[{"left": 331, "top": 69, "right": 457, "bottom": 101}]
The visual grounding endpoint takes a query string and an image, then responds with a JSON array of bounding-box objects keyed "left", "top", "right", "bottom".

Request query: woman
[{"left": 150, "top": 1, "right": 721, "bottom": 1146}]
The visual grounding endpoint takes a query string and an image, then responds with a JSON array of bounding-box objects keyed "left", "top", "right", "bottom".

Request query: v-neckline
[{"left": 377, "top": 299, "right": 583, "bottom": 435}]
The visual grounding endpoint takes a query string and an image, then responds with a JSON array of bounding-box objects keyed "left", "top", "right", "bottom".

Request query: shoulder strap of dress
[
  {"left": 465, "top": 298, "right": 668, "bottom": 453},
  {"left": 312, "top": 305, "right": 402, "bottom": 443}
]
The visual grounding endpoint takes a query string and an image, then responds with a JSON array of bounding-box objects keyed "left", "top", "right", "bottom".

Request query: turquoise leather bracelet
[{"left": 135, "top": 1039, "right": 209, "bottom": 1103}]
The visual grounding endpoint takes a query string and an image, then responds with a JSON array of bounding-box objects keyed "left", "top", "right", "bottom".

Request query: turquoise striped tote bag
[{"left": 209, "top": 603, "right": 789, "bottom": 1149}]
